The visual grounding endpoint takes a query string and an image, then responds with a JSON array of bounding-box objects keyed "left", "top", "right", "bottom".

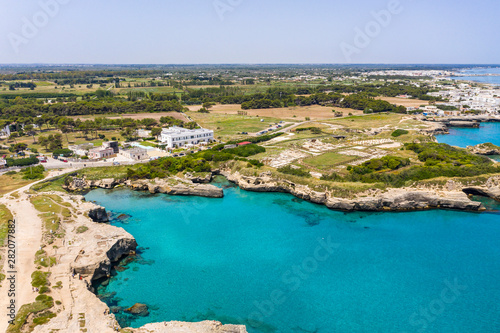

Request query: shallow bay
[{"left": 86, "top": 180, "right": 500, "bottom": 333}]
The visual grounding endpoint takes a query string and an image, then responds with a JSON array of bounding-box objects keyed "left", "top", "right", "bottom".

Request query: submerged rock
[
  {"left": 124, "top": 303, "right": 149, "bottom": 317},
  {"left": 110, "top": 306, "right": 123, "bottom": 314}
]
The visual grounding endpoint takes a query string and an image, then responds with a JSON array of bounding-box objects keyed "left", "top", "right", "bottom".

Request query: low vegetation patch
[
  {"left": 303, "top": 152, "right": 358, "bottom": 169},
  {"left": 31, "top": 270, "right": 50, "bottom": 288},
  {"left": 277, "top": 165, "right": 311, "bottom": 178},
  {"left": 76, "top": 225, "right": 88, "bottom": 234},
  {"left": 0, "top": 204, "right": 13, "bottom": 247},
  {"left": 391, "top": 129, "right": 409, "bottom": 137},
  {"left": 127, "top": 144, "right": 265, "bottom": 180},
  {"left": 35, "top": 250, "right": 56, "bottom": 268},
  {"left": 6, "top": 295, "right": 54, "bottom": 333}
]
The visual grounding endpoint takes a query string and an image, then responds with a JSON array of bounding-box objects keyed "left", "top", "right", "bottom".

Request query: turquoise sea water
[
  {"left": 86, "top": 181, "right": 500, "bottom": 333},
  {"left": 435, "top": 122, "right": 500, "bottom": 161},
  {"left": 452, "top": 67, "right": 500, "bottom": 85}
]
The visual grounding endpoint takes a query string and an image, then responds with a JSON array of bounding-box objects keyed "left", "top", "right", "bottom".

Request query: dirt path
[{"left": 0, "top": 169, "right": 79, "bottom": 333}]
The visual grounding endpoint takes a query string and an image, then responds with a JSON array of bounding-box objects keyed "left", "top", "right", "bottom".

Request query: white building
[
  {"left": 88, "top": 147, "right": 114, "bottom": 160},
  {"left": 69, "top": 143, "right": 94, "bottom": 156},
  {"left": 120, "top": 147, "right": 148, "bottom": 161},
  {"left": 160, "top": 126, "right": 214, "bottom": 148}
]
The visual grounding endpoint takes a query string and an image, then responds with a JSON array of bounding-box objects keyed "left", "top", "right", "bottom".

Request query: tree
[
  {"left": 35, "top": 117, "right": 45, "bottom": 130},
  {"left": 25, "top": 124, "right": 36, "bottom": 143},
  {"left": 48, "top": 133, "right": 63, "bottom": 151},
  {"left": 141, "top": 118, "right": 158, "bottom": 129},
  {"left": 41, "top": 114, "right": 52, "bottom": 130},
  {"left": 38, "top": 136, "right": 49, "bottom": 150},
  {"left": 13, "top": 143, "right": 28, "bottom": 152},
  {"left": 9, "top": 133, "right": 18, "bottom": 144},
  {"left": 151, "top": 127, "right": 162, "bottom": 139}
]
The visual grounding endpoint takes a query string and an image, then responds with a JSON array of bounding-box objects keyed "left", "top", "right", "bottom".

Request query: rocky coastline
[
  {"left": 467, "top": 143, "right": 500, "bottom": 156},
  {"left": 33, "top": 193, "right": 248, "bottom": 333},
  {"left": 68, "top": 170, "right": 500, "bottom": 213},
  {"left": 23, "top": 169, "right": 500, "bottom": 332},
  {"left": 64, "top": 176, "right": 224, "bottom": 198},
  {"left": 221, "top": 171, "right": 500, "bottom": 212}
]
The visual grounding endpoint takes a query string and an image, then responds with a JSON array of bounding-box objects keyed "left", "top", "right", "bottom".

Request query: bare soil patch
[{"left": 188, "top": 104, "right": 363, "bottom": 120}]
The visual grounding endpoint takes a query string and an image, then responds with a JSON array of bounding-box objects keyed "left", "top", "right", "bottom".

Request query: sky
[{"left": 0, "top": 0, "right": 499, "bottom": 64}]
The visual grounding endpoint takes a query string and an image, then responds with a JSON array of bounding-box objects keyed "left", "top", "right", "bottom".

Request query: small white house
[
  {"left": 120, "top": 147, "right": 148, "bottom": 160},
  {"left": 160, "top": 126, "right": 214, "bottom": 149},
  {"left": 88, "top": 147, "right": 114, "bottom": 160},
  {"left": 69, "top": 143, "right": 94, "bottom": 156}
]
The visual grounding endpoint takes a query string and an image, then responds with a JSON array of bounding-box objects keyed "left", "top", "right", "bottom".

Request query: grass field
[
  {"left": 302, "top": 152, "right": 358, "bottom": 170},
  {"left": 187, "top": 104, "right": 363, "bottom": 121},
  {"left": 0, "top": 172, "right": 38, "bottom": 197},
  {"left": 186, "top": 112, "right": 293, "bottom": 140},
  {"left": 2, "top": 129, "right": 125, "bottom": 154},
  {"left": 325, "top": 113, "right": 424, "bottom": 130}
]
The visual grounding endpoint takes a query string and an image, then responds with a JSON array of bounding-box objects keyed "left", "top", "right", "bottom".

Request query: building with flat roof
[
  {"left": 88, "top": 147, "right": 114, "bottom": 160},
  {"left": 159, "top": 126, "right": 214, "bottom": 148},
  {"left": 68, "top": 143, "right": 94, "bottom": 157},
  {"left": 120, "top": 147, "right": 148, "bottom": 160},
  {"left": 102, "top": 141, "right": 119, "bottom": 153}
]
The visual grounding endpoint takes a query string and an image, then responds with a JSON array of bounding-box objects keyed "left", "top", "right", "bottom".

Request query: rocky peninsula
[
  {"left": 221, "top": 171, "right": 500, "bottom": 212},
  {"left": 64, "top": 176, "right": 224, "bottom": 198},
  {"left": 0, "top": 187, "right": 246, "bottom": 333},
  {"left": 467, "top": 143, "right": 500, "bottom": 156}
]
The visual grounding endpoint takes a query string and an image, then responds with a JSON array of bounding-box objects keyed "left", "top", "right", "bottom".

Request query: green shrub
[
  {"left": 76, "top": 226, "right": 88, "bottom": 234},
  {"left": 31, "top": 271, "right": 50, "bottom": 288},
  {"left": 277, "top": 165, "right": 311, "bottom": 178},
  {"left": 391, "top": 129, "right": 409, "bottom": 137},
  {"left": 51, "top": 148, "right": 73, "bottom": 158}
]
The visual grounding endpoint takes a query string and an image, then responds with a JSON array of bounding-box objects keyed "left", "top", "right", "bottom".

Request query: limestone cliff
[
  {"left": 222, "top": 171, "right": 488, "bottom": 212},
  {"left": 65, "top": 176, "right": 223, "bottom": 198},
  {"left": 467, "top": 143, "right": 500, "bottom": 156}
]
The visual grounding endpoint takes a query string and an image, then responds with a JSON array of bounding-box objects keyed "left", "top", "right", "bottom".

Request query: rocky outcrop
[
  {"left": 71, "top": 223, "right": 137, "bottom": 281},
  {"left": 222, "top": 171, "right": 485, "bottom": 212},
  {"left": 88, "top": 206, "right": 109, "bottom": 222},
  {"left": 65, "top": 176, "right": 223, "bottom": 198},
  {"left": 325, "top": 190, "right": 484, "bottom": 211},
  {"left": 130, "top": 321, "right": 247, "bottom": 333},
  {"left": 463, "top": 186, "right": 500, "bottom": 201},
  {"left": 467, "top": 143, "right": 500, "bottom": 156},
  {"left": 126, "top": 179, "right": 223, "bottom": 198},
  {"left": 448, "top": 121, "right": 480, "bottom": 128},
  {"left": 185, "top": 172, "right": 213, "bottom": 183},
  {"left": 125, "top": 303, "right": 149, "bottom": 317},
  {"left": 420, "top": 122, "right": 449, "bottom": 135}
]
